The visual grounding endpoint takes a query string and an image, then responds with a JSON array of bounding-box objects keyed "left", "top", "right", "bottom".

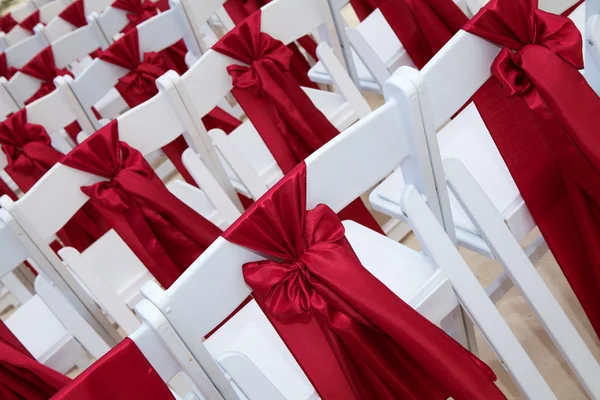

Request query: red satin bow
[
  {"left": 223, "top": 0, "right": 318, "bottom": 88},
  {"left": 0, "top": 320, "right": 70, "bottom": 399},
  {"left": 0, "top": 52, "right": 18, "bottom": 80},
  {"left": 111, "top": 0, "right": 168, "bottom": 33},
  {"left": 0, "top": 109, "right": 107, "bottom": 251},
  {"left": 20, "top": 47, "right": 73, "bottom": 105},
  {"left": 0, "top": 13, "right": 17, "bottom": 33},
  {"left": 60, "top": 121, "right": 223, "bottom": 288},
  {"left": 213, "top": 10, "right": 383, "bottom": 233},
  {"left": 466, "top": 0, "right": 600, "bottom": 338},
  {"left": 59, "top": 0, "right": 87, "bottom": 28},
  {"left": 52, "top": 338, "right": 174, "bottom": 400},
  {"left": 223, "top": 162, "right": 504, "bottom": 399},
  {"left": 18, "top": 10, "right": 40, "bottom": 33}
]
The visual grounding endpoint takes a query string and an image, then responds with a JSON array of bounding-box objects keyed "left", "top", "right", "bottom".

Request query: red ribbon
[
  {"left": 60, "top": 121, "right": 223, "bottom": 288},
  {"left": 59, "top": 0, "right": 87, "bottom": 28},
  {"left": 223, "top": 162, "right": 503, "bottom": 399},
  {"left": 18, "top": 10, "right": 40, "bottom": 33},
  {"left": 0, "top": 13, "right": 17, "bottom": 33},
  {"left": 223, "top": 0, "right": 318, "bottom": 88},
  {"left": 465, "top": 0, "right": 600, "bottom": 338},
  {"left": 0, "top": 319, "right": 70, "bottom": 399},
  {"left": 52, "top": 338, "right": 173, "bottom": 400},
  {"left": 20, "top": 47, "right": 73, "bottom": 105},
  {"left": 0, "top": 109, "right": 108, "bottom": 251},
  {"left": 0, "top": 52, "right": 18, "bottom": 80},
  {"left": 111, "top": 0, "right": 168, "bottom": 33},
  {"left": 213, "top": 11, "right": 383, "bottom": 233}
]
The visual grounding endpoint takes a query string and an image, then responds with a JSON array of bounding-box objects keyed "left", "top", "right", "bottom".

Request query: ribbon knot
[{"left": 465, "top": 0, "right": 583, "bottom": 98}]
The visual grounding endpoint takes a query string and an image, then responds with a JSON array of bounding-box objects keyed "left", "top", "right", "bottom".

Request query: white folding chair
[
  {"left": 159, "top": 0, "right": 399, "bottom": 235},
  {"left": 0, "top": 1, "right": 38, "bottom": 50},
  {"left": 36, "top": 0, "right": 113, "bottom": 44},
  {"left": 0, "top": 89, "right": 241, "bottom": 337},
  {"left": 139, "top": 72, "right": 569, "bottom": 399},
  {"left": 585, "top": 0, "right": 600, "bottom": 93},
  {"left": 370, "top": 22, "right": 600, "bottom": 396},
  {"left": 0, "top": 0, "right": 73, "bottom": 50},
  {"left": 0, "top": 216, "right": 111, "bottom": 372}
]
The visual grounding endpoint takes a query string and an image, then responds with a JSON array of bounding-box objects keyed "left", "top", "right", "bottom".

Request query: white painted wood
[
  {"left": 3, "top": 32, "right": 46, "bottom": 68},
  {"left": 0, "top": 77, "right": 20, "bottom": 119},
  {"left": 444, "top": 158, "right": 600, "bottom": 399},
  {"left": 52, "top": 24, "right": 110, "bottom": 69},
  {"left": 1, "top": 271, "right": 33, "bottom": 305},
  {"left": 586, "top": 4, "right": 600, "bottom": 93}
]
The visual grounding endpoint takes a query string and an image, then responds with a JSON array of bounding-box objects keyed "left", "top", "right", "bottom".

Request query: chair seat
[
  {"left": 5, "top": 294, "right": 85, "bottom": 373},
  {"left": 370, "top": 103, "right": 536, "bottom": 256},
  {"left": 205, "top": 220, "right": 452, "bottom": 399}
]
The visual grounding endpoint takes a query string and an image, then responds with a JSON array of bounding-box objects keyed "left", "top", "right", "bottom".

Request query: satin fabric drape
[
  {"left": 99, "top": 29, "right": 241, "bottom": 185},
  {"left": 0, "top": 52, "right": 18, "bottom": 80},
  {"left": 19, "top": 10, "right": 40, "bottom": 33},
  {"left": 351, "top": 0, "right": 467, "bottom": 69},
  {"left": 0, "top": 13, "right": 17, "bottom": 33},
  {"left": 0, "top": 319, "right": 70, "bottom": 400},
  {"left": 213, "top": 11, "right": 383, "bottom": 234},
  {"left": 464, "top": 0, "right": 600, "bottom": 338},
  {"left": 60, "top": 121, "right": 222, "bottom": 288},
  {"left": 223, "top": 0, "right": 319, "bottom": 89},
  {"left": 111, "top": 0, "right": 169, "bottom": 33},
  {"left": 0, "top": 109, "right": 108, "bottom": 251},
  {"left": 51, "top": 338, "right": 174, "bottom": 400},
  {"left": 223, "top": 162, "right": 503, "bottom": 399},
  {"left": 59, "top": 0, "right": 87, "bottom": 28}
]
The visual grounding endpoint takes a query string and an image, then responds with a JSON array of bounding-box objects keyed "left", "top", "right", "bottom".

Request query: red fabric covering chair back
[
  {"left": 464, "top": 0, "right": 600, "bottom": 340},
  {"left": 212, "top": 10, "right": 382, "bottom": 234},
  {"left": 60, "top": 121, "right": 223, "bottom": 288},
  {"left": 111, "top": 0, "right": 169, "bottom": 33},
  {"left": 51, "top": 338, "right": 174, "bottom": 399},
  {"left": 222, "top": 162, "right": 504, "bottom": 399},
  {"left": 0, "top": 319, "right": 70, "bottom": 399},
  {"left": 19, "top": 46, "right": 73, "bottom": 105},
  {"left": 19, "top": 10, "right": 40, "bottom": 33}
]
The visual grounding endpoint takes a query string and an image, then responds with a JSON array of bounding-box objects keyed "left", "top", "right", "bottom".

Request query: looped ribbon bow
[
  {"left": 0, "top": 13, "right": 17, "bottom": 33},
  {"left": 465, "top": 0, "right": 582, "bottom": 98},
  {"left": 112, "top": 0, "right": 168, "bottom": 33},
  {"left": 0, "top": 109, "right": 62, "bottom": 189},
  {"left": 20, "top": 47, "right": 73, "bottom": 105},
  {"left": 224, "top": 162, "right": 504, "bottom": 399},
  {"left": 61, "top": 120, "right": 222, "bottom": 288}
]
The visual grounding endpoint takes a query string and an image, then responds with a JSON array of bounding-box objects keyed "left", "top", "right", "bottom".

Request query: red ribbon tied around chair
[
  {"left": 98, "top": 29, "right": 241, "bottom": 185},
  {"left": 0, "top": 52, "right": 18, "bottom": 80},
  {"left": 223, "top": 162, "right": 503, "bottom": 400},
  {"left": 60, "top": 121, "right": 222, "bottom": 288},
  {"left": 355, "top": 0, "right": 468, "bottom": 69},
  {"left": 111, "top": 0, "right": 169, "bottom": 33},
  {"left": 52, "top": 338, "right": 174, "bottom": 400},
  {"left": 0, "top": 13, "right": 17, "bottom": 33},
  {"left": 213, "top": 11, "right": 383, "bottom": 233},
  {"left": 465, "top": 0, "right": 600, "bottom": 338},
  {"left": 20, "top": 46, "right": 73, "bottom": 105},
  {"left": 59, "top": 0, "right": 87, "bottom": 28},
  {"left": 19, "top": 10, "right": 40, "bottom": 33},
  {"left": 0, "top": 109, "right": 108, "bottom": 251},
  {"left": 223, "top": 0, "right": 318, "bottom": 88},
  {"left": 0, "top": 312, "right": 70, "bottom": 400}
]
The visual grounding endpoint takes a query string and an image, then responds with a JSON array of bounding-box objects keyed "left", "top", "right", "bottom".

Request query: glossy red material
[
  {"left": 350, "top": 0, "right": 467, "bottom": 69},
  {"left": 223, "top": 0, "right": 319, "bottom": 88},
  {"left": 20, "top": 47, "right": 72, "bottom": 105},
  {"left": 0, "top": 319, "right": 70, "bottom": 400},
  {"left": 60, "top": 121, "right": 222, "bottom": 288},
  {"left": 223, "top": 162, "right": 504, "bottom": 399},
  {"left": 213, "top": 12, "right": 383, "bottom": 233},
  {"left": 19, "top": 10, "right": 40, "bottom": 33},
  {"left": 0, "top": 13, "right": 17, "bottom": 33},
  {"left": 99, "top": 29, "right": 241, "bottom": 185},
  {"left": 465, "top": 0, "right": 600, "bottom": 338},
  {"left": 51, "top": 338, "right": 173, "bottom": 400},
  {"left": 59, "top": 0, "right": 87, "bottom": 28},
  {"left": 111, "top": 0, "right": 169, "bottom": 33}
]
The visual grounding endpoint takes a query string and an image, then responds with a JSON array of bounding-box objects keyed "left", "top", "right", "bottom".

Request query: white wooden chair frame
[
  {"left": 140, "top": 73, "right": 560, "bottom": 400},
  {"left": 0, "top": 1, "right": 39, "bottom": 50},
  {"left": 372, "top": 26, "right": 600, "bottom": 397},
  {"left": 0, "top": 88, "right": 240, "bottom": 338}
]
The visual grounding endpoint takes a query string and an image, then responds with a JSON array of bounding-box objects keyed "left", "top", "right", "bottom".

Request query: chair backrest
[
  {"left": 0, "top": 2, "right": 38, "bottom": 49},
  {"left": 0, "top": 78, "right": 19, "bottom": 119},
  {"left": 0, "top": 89, "right": 237, "bottom": 248},
  {"left": 586, "top": 0, "right": 600, "bottom": 93},
  {"left": 2, "top": 31, "right": 46, "bottom": 69},
  {"left": 40, "top": 0, "right": 113, "bottom": 43},
  {"left": 140, "top": 73, "right": 556, "bottom": 399},
  {"left": 175, "top": 0, "right": 226, "bottom": 53},
  {"left": 66, "top": 4, "right": 200, "bottom": 128},
  {"left": 50, "top": 19, "right": 110, "bottom": 69},
  {"left": 0, "top": 80, "right": 93, "bottom": 169}
]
